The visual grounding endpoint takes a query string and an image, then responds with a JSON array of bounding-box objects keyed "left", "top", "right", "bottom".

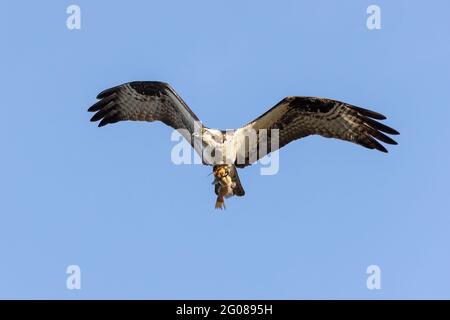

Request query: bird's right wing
[{"left": 88, "top": 81, "right": 203, "bottom": 152}]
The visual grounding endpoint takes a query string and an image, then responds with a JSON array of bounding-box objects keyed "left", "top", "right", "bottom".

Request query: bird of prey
[{"left": 88, "top": 81, "right": 399, "bottom": 209}]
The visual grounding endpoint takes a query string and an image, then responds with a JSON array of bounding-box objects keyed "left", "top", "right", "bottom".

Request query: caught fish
[{"left": 212, "top": 165, "right": 245, "bottom": 209}]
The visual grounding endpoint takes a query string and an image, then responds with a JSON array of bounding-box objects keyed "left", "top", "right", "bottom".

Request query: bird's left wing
[
  {"left": 88, "top": 81, "right": 203, "bottom": 150},
  {"left": 233, "top": 96, "right": 399, "bottom": 168}
]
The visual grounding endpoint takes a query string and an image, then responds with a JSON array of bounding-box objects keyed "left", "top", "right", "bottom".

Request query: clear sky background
[{"left": 1, "top": 0, "right": 449, "bottom": 299}]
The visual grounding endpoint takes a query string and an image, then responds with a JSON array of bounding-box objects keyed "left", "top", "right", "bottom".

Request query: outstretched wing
[
  {"left": 233, "top": 96, "right": 399, "bottom": 168},
  {"left": 88, "top": 81, "right": 203, "bottom": 149}
]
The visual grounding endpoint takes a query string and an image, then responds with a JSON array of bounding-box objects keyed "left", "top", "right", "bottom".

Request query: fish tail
[{"left": 215, "top": 196, "right": 225, "bottom": 210}]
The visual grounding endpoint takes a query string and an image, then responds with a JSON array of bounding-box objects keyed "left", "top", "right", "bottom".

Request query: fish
[{"left": 212, "top": 165, "right": 245, "bottom": 209}]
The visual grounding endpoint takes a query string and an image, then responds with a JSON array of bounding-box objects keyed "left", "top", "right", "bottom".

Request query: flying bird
[{"left": 88, "top": 81, "right": 399, "bottom": 209}]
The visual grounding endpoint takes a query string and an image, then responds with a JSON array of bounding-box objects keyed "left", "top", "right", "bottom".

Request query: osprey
[{"left": 88, "top": 81, "right": 399, "bottom": 209}]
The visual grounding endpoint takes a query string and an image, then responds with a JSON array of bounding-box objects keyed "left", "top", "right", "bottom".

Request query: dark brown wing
[
  {"left": 88, "top": 81, "right": 203, "bottom": 149},
  {"left": 233, "top": 96, "right": 399, "bottom": 167}
]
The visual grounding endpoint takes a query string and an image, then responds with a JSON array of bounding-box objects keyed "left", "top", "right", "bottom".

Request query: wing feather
[
  {"left": 88, "top": 81, "right": 203, "bottom": 150},
  {"left": 233, "top": 96, "right": 399, "bottom": 167}
]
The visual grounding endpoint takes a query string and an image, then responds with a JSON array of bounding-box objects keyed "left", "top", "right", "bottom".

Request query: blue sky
[{"left": 1, "top": 0, "right": 449, "bottom": 299}]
